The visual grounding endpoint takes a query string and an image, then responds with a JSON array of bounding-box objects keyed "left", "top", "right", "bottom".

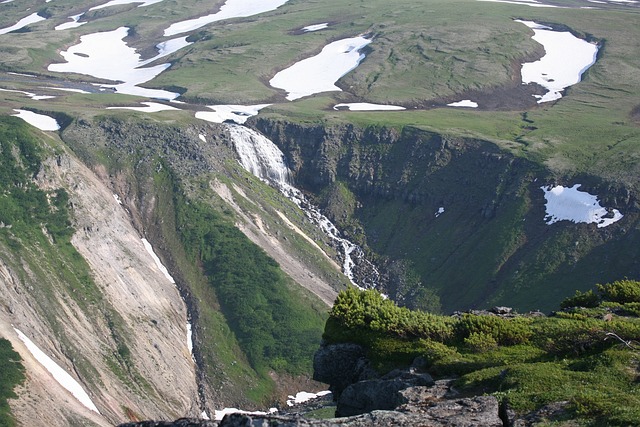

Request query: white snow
[
  {"left": 90, "top": 0, "right": 164, "bottom": 10},
  {"left": 199, "top": 134, "right": 206, "bottom": 142},
  {"left": 477, "top": 0, "right": 560, "bottom": 7},
  {"left": 48, "top": 27, "right": 191, "bottom": 100},
  {"left": 164, "top": 0, "right": 290, "bottom": 37},
  {"left": 186, "top": 323, "right": 193, "bottom": 354},
  {"left": 333, "top": 103, "right": 405, "bottom": 111},
  {"left": 270, "top": 36, "right": 372, "bottom": 101},
  {"left": 302, "top": 23, "right": 329, "bottom": 32},
  {"left": 435, "top": 207, "right": 445, "bottom": 217},
  {"left": 214, "top": 407, "right": 277, "bottom": 421},
  {"left": 55, "top": 14, "right": 86, "bottom": 31},
  {"left": 45, "top": 87, "right": 92, "bottom": 94},
  {"left": 195, "top": 104, "right": 271, "bottom": 124},
  {"left": 516, "top": 20, "right": 599, "bottom": 103},
  {"left": 107, "top": 101, "right": 180, "bottom": 112},
  {"left": 201, "top": 411, "right": 210, "bottom": 420},
  {"left": 0, "top": 88, "right": 56, "bottom": 100},
  {"left": 113, "top": 194, "right": 123, "bottom": 205},
  {"left": 286, "top": 390, "right": 331, "bottom": 406},
  {"left": 541, "top": 184, "right": 623, "bottom": 228},
  {"left": 0, "top": 12, "right": 46, "bottom": 35},
  {"left": 141, "top": 238, "right": 176, "bottom": 283},
  {"left": 447, "top": 99, "right": 479, "bottom": 108},
  {"left": 14, "top": 328, "right": 100, "bottom": 413},
  {"left": 12, "top": 109, "right": 60, "bottom": 131}
]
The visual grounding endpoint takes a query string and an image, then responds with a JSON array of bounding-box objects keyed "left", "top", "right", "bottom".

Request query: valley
[{"left": 0, "top": 0, "right": 638, "bottom": 425}]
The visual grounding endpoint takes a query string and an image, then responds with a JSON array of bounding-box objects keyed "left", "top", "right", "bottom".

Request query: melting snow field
[
  {"left": 164, "top": 0, "right": 290, "bottom": 37},
  {"left": 333, "top": 103, "right": 405, "bottom": 111},
  {"left": 12, "top": 109, "right": 60, "bottom": 131},
  {"left": 141, "top": 238, "right": 176, "bottom": 283},
  {"left": 48, "top": 27, "right": 191, "bottom": 100},
  {"left": 195, "top": 104, "right": 271, "bottom": 124},
  {"left": 0, "top": 88, "right": 55, "bottom": 101},
  {"left": 90, "top": 0, "right": 164, "bottom": 11},
  {"left": 14, "top": 328, "right": 100, "bottom": 413},
  {"left": 55, "top": 14, "right": 86, "bottom": 31},
  {"left": 0, "top": 12, "right": 46, "bottom": 35},
  {"left": 107, "top": 102, "right": 180, "bottom": 112},
  {"left": 478, "top": 0, "right": 559, "bottom": 7},
  {"left": 214, "top": 407, "right": 277, "bottom": 421},
  {"left": 447, "top": 100, "right": 479, "bottom": 108},
  {"left": 517, "top": 20, "right": 599, "bottom": 103},
  {"left": 541, "top": 184, "right": 623, "bottom": 228},
  {"left": 302, "top": 23, "right": 329, "bottom": 32},
  {"left": 270, "top": 36, "right": 372, "bottom": 101},
  {"left": 286, "top": 390, "right": 331, "bottom": 406}
]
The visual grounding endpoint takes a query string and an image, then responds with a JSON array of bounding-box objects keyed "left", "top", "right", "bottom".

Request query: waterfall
[{"left": 227, "top": 124, "right": 379, "bottom": 289}]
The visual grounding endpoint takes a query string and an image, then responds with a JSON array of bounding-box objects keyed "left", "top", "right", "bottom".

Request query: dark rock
[
  {"left": 336, "top": 370, "right": 434, "bottom": 417},
  {"left": 313, "top": 343, "right": 378, "bottom": 397}
]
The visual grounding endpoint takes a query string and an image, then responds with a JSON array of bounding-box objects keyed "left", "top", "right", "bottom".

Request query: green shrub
[
  {"left": 464, "top": 332, "right": 498, "bottom": 353},
  {"left": 456, "top": 314, "right": 532, "bottom": 346},
  {"left": 0, "top": 339, "right": 25, "bottom": 427},
  {"left": 560, "top": 289, "right": 600, "bottom": 309},
  {"left": 598, "top": 280, "right": 640, "bottom": 304}
]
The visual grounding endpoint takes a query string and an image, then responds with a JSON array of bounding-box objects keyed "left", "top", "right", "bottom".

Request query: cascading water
[{"left": 227, "top": 123, "right": 379, "bottom": 289}]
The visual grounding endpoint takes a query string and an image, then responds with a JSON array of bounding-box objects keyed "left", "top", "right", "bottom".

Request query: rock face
[{"left": 252, "top": 117, "right": 639, "bottom": 313}]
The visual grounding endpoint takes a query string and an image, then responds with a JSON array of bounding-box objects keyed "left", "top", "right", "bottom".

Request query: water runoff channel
[{"left": 227, "top": 124, "right": 380, "bottom": 290}]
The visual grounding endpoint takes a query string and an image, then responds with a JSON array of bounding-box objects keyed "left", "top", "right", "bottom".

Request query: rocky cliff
[{"left": 252, "top": 118, "right": 640, "bottom": 312}]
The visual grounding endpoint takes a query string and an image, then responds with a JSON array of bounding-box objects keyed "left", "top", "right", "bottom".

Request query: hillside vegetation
[
  {"left": 324, "top": 284, "right": 640, "bottom": 425},
  {"left": 0, "top": 339, "right": 24, "bottom": 427}
]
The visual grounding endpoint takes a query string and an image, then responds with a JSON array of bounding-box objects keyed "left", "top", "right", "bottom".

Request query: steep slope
[
  {"left": 254, "top": 118, "right": 640, "bottom": 312},
  {"left": 0, "top": 118, "right": 199, "bottom": 425}
]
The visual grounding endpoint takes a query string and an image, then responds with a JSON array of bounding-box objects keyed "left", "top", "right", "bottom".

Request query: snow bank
[
  {"left": 107, "top": 102, "right": 180, "bottom": 112},
  {"left": 214, "top": 407, "right": 277, "bottom": 421},
  {"left": 55, "top": 14, "right": 86, "bottom": 31},
  {"left": 269, "top": 36, "right": 372, "bottom": 101},
  {"left": 517, "top": 20, "right": 598, "bottom": 103},
  {"left": 12, "top": 109, "right": 60, "bottom": 131},
  {"left": 195, "top": 104, "right": 271, "bottom": 124},
  {"left": 286, "top": 390, "right": 331, "bottom": 406},
  {"left": 0, "top": 12, "right": 46, "bottom": 35},
  {"left": 90, "top": 0, "right": 164, "bottom": 10},
  {"left": 164, "top": 0, "right": 290, "bottom": 37},
  {"left": 541, "top": 184, "right": 623, "bottom": 228},
  {"left": 14, "top": 328, "right": 100, "bottom": 413},
  {"left": 48, "top": 27, "right": 190, "bottom": 100},
  {"left": 141, "top": 238, "right": 175, "bottom": 283},
  {"left": 447, "top": 100, "right": 478, "bottom": 108},
  {"left": 303, "top": 23, "right": 329, "bottom": 32},
  {"left": 333, "top": 103, "right": 405, "bottom": 111}
]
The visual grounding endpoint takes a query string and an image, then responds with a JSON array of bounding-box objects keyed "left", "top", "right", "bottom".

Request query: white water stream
[{"left": 227, "top": 124, "right": 379, "bottom": 289}]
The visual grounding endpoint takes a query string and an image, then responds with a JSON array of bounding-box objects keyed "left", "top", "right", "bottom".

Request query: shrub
[
  {"left": 560, "top": 290, "right": 600, "bottom": 309},
  {"left": 598, "top": 280, "right": 640, "bottom": 304},
  {"left": 464, "top": 332, "right": 498, "bottom": 353},
  {"left": 456, "top": 314, "right": 532, "bottom": 346}
]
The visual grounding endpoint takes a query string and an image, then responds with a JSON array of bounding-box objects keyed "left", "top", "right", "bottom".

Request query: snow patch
[
  {"left": 435, "top": 207, "right": 445, "bottom": 217},
  {"left": 113, "top": 194, "right": 123, "bottom": 205},
  {"left": 541, "top": 184, "right": 623, "bottom": 228},
  {"left": 12, "top": 110, "right": 60, "bottom": 131},
  {"left": 286, "top": 390, "right": 331, "bottom": 406},
  {"left": 214, "top": 407, "right": 277, "bottom": 421},
  {"left": 90, "top": 0, "right": 164, "bottom": 10},
  {"left": 270, "top": 36, "right": 372, "bottom": 101},
  {"left": 0, "top": 12, "right": 46, "bottom": 35},
  {"left": 199, "top": 134, "right": 207, "bottom": 142},
  {"left": 48, "top": 27, "right": 191, "bottom": 100},
  {"left": 302, "top": 23, "right": 329, "bottom": 32},
  {"left": 195, "top": 104, "right": 271, "bottom": 124},
  {"left": 333, "top": 103, "right": 405, "bottom": 111},
  {"left": 107, "top": 102, "right": 180, "bottom": 112},
  {"left": 0, "top": 88, "right": 55, "bottom": 101},
  {"left": 516, "top": 20, "right": 598, "bottom": 103},
  {"left": 141, "top": 238, "right": 175, "bottom": 283},
  {"left": 186, "top": 323, "right": 193, "bottom": 354},
  {"left": 14, "top": 328, "right": 100, "bottom": 413},
  {"left": 447, "top": 99, "right": 478, "bottom": 108},
  {"left": 477, "top": 0, "right": 560, "bottom": 7},
  {"left": 55, "top": 14, "right": 86, "bottom": 31},
  {"left": 164, "top": 0, "right": 290, "bottom": 37}
]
